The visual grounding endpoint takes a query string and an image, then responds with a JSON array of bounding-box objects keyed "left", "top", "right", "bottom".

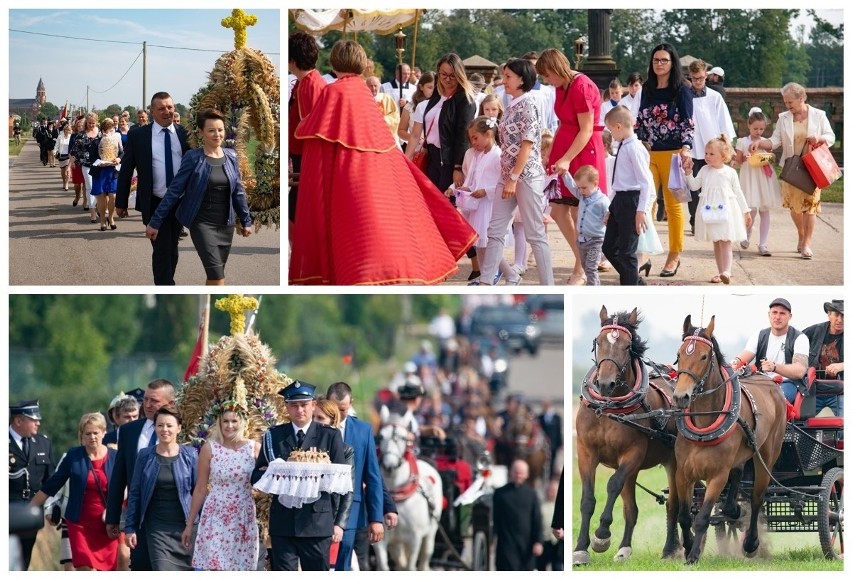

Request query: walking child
[
  {"left": 683, "top": 135, "right": 752, "bottom": 284},
  {"left": 734, "top": 107, "right": 781, "bottom": 256},
  {"left": 572, "top": 166, "right": 610, "bottom": 285},
  {"left": 601, "top": 106, "right": 654, "bottom": 286},
  {"left": 455, "top": 116, "right": 519, "bottom": 285}
]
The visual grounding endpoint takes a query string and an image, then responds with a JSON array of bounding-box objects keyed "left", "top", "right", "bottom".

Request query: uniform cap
[
  {"left": 278, "top": 380, "right": 316, "bottom": 402},
  {"left": 10, "top": 400, "right": 42, "bottom": 420}
]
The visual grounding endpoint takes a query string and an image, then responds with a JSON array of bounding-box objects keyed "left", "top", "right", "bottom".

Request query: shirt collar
[
  {"left": 293, "top": 421, "right": 312, "bottom": 436},
  {"left": 692, "top": 88, "right": 707, "bottom": 98},
  {"left": 159, "top": 123, "right": 172, "bottom": 135},
  {"left": 507, "top": 91, "right": 531, "bottom": 108},
  {"left": 9, "top": 426, "right": 24, "bottom": 445}
]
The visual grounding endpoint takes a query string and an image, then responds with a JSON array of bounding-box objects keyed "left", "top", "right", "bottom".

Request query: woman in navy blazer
[
  {"left": 31, "top": 412, "right": 119, "bottom": 571},
  {"left": 124, "top": 405, "right": 198, "bottom": 571},
  {"left": 145, "top": 108, "right": 253, "bottom": 285}
]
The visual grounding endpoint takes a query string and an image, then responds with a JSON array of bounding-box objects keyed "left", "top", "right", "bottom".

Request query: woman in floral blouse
[
  {"left": 635, "top": 42, "right": 694, "bottom": 277},
  {"left": 479, "top": 59, "right": 554, "bottom": 285}
]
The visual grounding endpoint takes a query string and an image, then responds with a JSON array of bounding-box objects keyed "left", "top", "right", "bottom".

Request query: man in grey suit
[{"left": 252, "top": 380, "right": 349, "bottom": 571}]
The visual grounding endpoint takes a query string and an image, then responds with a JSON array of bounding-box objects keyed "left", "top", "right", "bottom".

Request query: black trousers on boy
[{"left": 602, "top": 190, "right": 640, "bottom": 286}]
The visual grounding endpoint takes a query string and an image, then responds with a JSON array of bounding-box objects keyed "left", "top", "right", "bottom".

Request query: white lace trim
[{"left": 253, "top": 459, "right": 353, "bottom": 508}]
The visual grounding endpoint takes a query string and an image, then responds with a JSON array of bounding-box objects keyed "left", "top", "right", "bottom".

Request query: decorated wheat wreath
[
  {"left": 177, "top": 295, "right": 291, "bottom": 541},
  {"left": 188, "top": 9, "right": 280, "bottom": 230}
]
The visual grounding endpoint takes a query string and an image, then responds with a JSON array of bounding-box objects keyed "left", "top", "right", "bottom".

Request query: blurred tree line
[
  {"left": 8, "top": 294, "right": 459, "bottom": 452},
  {"left": 289, "top": 8, "right": 842, "bottom": 88}
]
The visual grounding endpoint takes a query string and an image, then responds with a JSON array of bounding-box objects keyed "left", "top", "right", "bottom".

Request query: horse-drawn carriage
[
  {"left": 576, "top": 306, "right": 844, "bottom": 566},
  {"left": 698, "top": 368, "right": 844, "bottom": 559}
]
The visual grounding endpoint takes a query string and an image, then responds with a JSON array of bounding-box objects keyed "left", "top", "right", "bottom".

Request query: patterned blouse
[
  {"left": 498, "top": 92, "right": 545, "bottom": 183},
  {"left": 634, "top": 84, "right": 694, "bottom": 151}
]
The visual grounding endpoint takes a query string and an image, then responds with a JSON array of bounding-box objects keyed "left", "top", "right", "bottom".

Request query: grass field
[
  {"left": 571, "top": 453, "right": 844, "bottom": 571},
  {"left": 9, "top": 137, "right": 26, "bottom": 156}
]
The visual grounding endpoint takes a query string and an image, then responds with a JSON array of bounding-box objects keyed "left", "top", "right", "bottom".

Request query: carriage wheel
[
  {"left": 472, "top": 530, "right": 489, "bottom": 571},
  {"left": 818, "top": 467, "right": 844, "bottom": 560}
]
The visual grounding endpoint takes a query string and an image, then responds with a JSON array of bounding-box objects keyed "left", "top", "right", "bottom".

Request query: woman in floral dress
[{"left": 182, "top": 408, "right": 260, "bottom": 570}]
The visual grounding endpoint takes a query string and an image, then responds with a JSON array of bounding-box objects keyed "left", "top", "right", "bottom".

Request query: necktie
[
  {"left": 163, "top": 127, "right": 174, "bottom": 186},
  {"left": 296, "top": 429, "right": 305, "bottom": 449},
  {"left": 612, "top": 143, "right": 622, "bottom": 179},
  {"left": 147, "top": 424, "right": 158, "bottom": 448},
  {"left": 22, "top": 437, "right": 30, "bottom": 458}
]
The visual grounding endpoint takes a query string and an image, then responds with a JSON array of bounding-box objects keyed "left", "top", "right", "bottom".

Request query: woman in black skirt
[{"left": 145, "top": 108, "right": 253, "bottom": 285}]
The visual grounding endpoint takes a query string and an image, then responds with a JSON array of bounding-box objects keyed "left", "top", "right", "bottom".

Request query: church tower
[{"left": 36, "top": 78, "right": 46, "bottom": 105}]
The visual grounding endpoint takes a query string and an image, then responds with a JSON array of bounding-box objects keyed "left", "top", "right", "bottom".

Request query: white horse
[{"left": 373, "top": 422, "right": 443, "bottom": 571}]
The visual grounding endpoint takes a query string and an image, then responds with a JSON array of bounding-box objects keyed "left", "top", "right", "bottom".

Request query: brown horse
[
  {"left": 574, "top": 306, "right": 684, "bottom": 565},
  {"left": 673, "top": 315, "right": 786, "bottom": 564},
  {"left": 500, "top": 404, "right": 550, "bottom": 488}
]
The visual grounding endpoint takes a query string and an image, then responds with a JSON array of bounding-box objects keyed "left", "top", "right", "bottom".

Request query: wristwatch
[{"left": 509, "top": 173, "right": 520, "bottom": 182}]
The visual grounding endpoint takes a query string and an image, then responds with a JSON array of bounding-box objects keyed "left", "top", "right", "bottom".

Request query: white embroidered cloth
[{"left": 253, "top": 459, "right": 353, "bottom": 508}]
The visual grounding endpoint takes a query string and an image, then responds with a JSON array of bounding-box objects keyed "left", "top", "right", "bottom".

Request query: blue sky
[{"left": 9, "top": 9, "right": 280, "bottom": 112}]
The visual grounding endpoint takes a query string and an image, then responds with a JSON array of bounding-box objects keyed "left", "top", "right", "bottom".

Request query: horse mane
[
  {"left": 682, "top": 324, "right": 726, "bottom": 368},
  {"left": 609, "top": 309, "right": 648, "bottom": 358}
]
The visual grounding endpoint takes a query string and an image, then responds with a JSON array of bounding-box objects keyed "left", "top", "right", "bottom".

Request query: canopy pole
[{"left": 411, "top": 10, "right": 420, "bottom": 69}]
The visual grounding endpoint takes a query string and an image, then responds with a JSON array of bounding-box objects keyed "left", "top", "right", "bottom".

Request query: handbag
[
  {"left": 411, "top": 116, "right": 437, "bottom": 174},
  {"left": 411, "top": 147, "right": 429, "bottom": 172},
  {"left": 700, "top": 202, "right": 728, "bottom": 224},
  {"left": 802, "top": 143, "right": 842, "bottom": 189},
  {"left": 668, "top": 154, "right": 691, "bottom": 203},
  {"left": 779, "top": 141, "right": 817, "bottom": 194},
  {"left": 456, "top": 189, "right": 481, "bottom": 211}
]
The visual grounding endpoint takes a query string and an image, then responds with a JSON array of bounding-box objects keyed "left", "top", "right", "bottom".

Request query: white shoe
[{"left": 740, "top": 239, "right": 750, "bottom": 250}]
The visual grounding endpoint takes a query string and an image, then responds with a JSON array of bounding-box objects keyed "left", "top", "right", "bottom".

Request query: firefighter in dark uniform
[
  {"left": 9, "top": 400, "right": 54, "bottom": 570},
  {"left": 251, "top": 380, "right": 349, "bottom": 571}
]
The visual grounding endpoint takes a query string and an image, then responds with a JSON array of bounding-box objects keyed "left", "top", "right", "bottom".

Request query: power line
[
  {"left": 9, "top": 28, "right": 279, "bottom": 55},
  {"left": 89, "top": 49, "right": 144, "bottom": 95}
]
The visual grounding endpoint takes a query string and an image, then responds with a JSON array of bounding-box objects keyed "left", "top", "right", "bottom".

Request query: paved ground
[
  {"left": 442, "top": 196, "right": 843, "bottom": 286},
  {"left": 10, "top": 139, "right": 280, "bottom": 286}
]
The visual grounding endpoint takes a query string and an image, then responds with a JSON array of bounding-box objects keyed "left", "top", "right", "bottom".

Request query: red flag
[
  {"left": 184, "top": 296, "right": 210, "bottom": 382},
  {"left": 183, "top": 329, "right": 205, "bottom": 382}
]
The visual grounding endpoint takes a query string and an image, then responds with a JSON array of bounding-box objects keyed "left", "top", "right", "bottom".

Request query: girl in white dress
[
  {"left": 734, "top": 107, "right": 782, "bottom": 256},
  {"left": 683, "top": 135, "right": 753, "bottom": 284},
  {"left": 454, "top": 116, "right": 517, "bottom": 285}
]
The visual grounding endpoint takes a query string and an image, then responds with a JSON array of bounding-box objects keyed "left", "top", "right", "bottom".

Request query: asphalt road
[
  {"left": 504, "top": 342, "right": 565, "bottom": 409},
  {"left": 9, "top": 139, "right": 281, "bottom": 286}
]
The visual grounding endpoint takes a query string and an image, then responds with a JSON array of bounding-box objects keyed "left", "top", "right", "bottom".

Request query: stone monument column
[{"left": 579, "top": 9, "right": 620, "bottom": 90}]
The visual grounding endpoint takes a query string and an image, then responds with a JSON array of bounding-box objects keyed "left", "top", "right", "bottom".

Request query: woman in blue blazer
[
  {"left": 124, "top": 405, "right": 198, "bottom": 571},
  {"left": 145, "top": 108, "right": 253, "bottom": 285},
  {"left": 31, "top": 412, "right": 119, "bottom": 570}
]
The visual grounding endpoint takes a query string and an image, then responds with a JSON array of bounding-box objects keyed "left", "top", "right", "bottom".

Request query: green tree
[
  {"left": 104, "top": 104, "right": 123, "bottom": 118},
  {"left": 38, "top": 102, "right": 59, "bottom": 119},
  {"left": 37, "top": 300, "right": 110, "bottom": 389},
  {"left": 805, "top": 10, "right": 843, "bottom": 86}
]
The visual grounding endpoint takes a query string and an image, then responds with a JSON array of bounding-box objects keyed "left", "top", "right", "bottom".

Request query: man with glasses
[{"left": 684, "top": 59, "right": 734, "bottom": 235}]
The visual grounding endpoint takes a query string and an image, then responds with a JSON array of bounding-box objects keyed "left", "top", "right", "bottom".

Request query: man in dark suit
[
  {"left": 326, "top": 382, "right": 385, "bottom": 570},
  {"left": 105, "top": 379, "right": 175, "bottom": 571},
  {"left": 9, "top": 400, "right": 54, "bottom": 570},
  {"left": 116, "top": 92, "right": 191, "bottom": 285},
  {"left": 537, "top": 399, "right": 563, "bottom": 481},
  {"left": 252, "top": 380, "right": 348, "bottom": 571},
  {"left": 493, "top": 460, "right": 544, "bottom": 570}
]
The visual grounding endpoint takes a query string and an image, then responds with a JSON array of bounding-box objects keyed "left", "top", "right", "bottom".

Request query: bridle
[
  {"left": 592, "top": 318, "right": 636, "bottom": 392},
  {"left": 676, "top": 330, "right": 724, "bottom": 399},
  {"left": 377, "top": 424, "right": 412, "bottom": 472}
]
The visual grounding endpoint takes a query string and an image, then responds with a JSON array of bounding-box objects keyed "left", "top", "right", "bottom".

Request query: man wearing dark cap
[
  {"left": 252, "top": 380, "right": 348, "bottom": 571},
  {"left": 732, "top": 298, "right": 809, "bottom": 402},
  {"left": 804, "top": 299, "right": 844, "bottom": 416},
  {"left": 9, "top": 400, "right": 54, "bottom": 570},
  {"left": 397, "top": 379, "right": 426, "bottom": 439}
]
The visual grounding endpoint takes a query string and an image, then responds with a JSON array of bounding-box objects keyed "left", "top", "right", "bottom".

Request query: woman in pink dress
[{"left": 536, "top": 48, "right": 608, "bottom": 286}]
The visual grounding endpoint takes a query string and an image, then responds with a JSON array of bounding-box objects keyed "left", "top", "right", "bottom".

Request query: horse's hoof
[
  {"left": 743, "top": 540, "right": 759, "bottom": 558},
  {"left": 591, "top": 536, "right": 611, "bottom": 553},
  {"left": 613, "top": 547, "right": 632, "bottom": 562},
  {"left": 572, "top": 551, "right": 591, "bottom": 566}
]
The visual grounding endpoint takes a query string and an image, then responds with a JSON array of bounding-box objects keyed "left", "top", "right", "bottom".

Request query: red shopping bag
[{"left": 802, "top": 144, "right": 842, "bottom": 189}]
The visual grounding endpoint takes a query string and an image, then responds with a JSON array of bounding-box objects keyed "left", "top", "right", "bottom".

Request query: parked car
[
  {"left": 469, "top": 305, "right": 540, "bottom": 355},
  {"left": 524, "top": 294, "right": 564, "bottom": 344}
]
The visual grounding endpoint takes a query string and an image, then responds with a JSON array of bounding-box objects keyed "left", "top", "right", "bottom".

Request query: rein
[
  {"left": 582, "top": 358, "right": 649, "bottom": 415},
  {"left": 389, "top": 450, "right": 421, "bottom": 503}
]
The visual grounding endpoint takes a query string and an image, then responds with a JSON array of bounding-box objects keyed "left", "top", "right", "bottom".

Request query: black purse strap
[{"left": 85, "top": 455, "right": 109, "bottom": 505}]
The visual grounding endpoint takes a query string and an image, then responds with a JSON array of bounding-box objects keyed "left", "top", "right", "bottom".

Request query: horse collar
[
  {"left": 676, "top": 365, "right": 742, "bottom": 445},
  {"left": 389, "top": 450, "right": 420, "bottom": 503},
  {"left": 581, "top": 358, "right": 649, "bottom": 415}
]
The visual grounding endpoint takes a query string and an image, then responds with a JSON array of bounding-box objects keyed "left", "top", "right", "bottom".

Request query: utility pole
[{"left": 142, "top": 41, "right": 147, "bottom": 110}]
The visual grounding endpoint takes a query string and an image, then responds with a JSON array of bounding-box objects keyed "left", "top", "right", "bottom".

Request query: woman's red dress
[
  {"left": 66, "top": 455, "right": 119, "bottom": 570},
  {"left": 290, "top": 76, "right": 477, "bottom": 285},
  {"left": 549, "top": 73, "right": 608, "bottom": 197}
]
